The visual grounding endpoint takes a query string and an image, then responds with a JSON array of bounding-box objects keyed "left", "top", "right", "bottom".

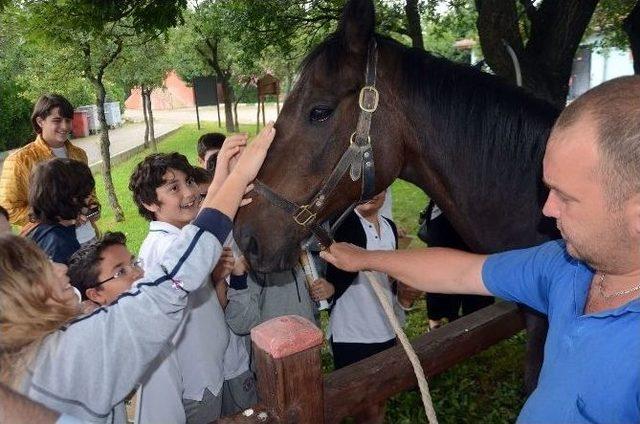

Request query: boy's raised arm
[{"left": 201, "top": 122, "right": 275, "bottom": 220}]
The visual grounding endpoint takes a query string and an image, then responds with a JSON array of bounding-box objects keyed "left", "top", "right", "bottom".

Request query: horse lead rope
[{"left": 364, "top": 271, "right": 439, "bottom": 424}]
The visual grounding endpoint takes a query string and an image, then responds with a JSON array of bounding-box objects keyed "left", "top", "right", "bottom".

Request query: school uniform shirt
[
  {"left": 21, "top": 209, "right": 230, "bottom": 423},
  {"left": 328, "top": 210, "right": 405, "bottom": 344},
  {"left": 136, "top": 221, "right": 229, "bottom": 422},
  {"left": 223, "top": 332, "right": 250, "bottom": 380}
]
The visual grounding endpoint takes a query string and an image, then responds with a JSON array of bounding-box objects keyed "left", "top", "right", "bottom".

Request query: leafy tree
[
  {"left": 170, "top": 1, "right": 268, "bottom": 132},
  {"left": 0, "top": 10, "right": 34, "bottom": 150},
  {"left": 111, "top": 36, "right": 173, "bottom": 151},
  {"left": 474, "top": 0, "right": 595, "bottom": 106},
  {"left": 17, "top": 0, "right": 186, "bottom": 221}
]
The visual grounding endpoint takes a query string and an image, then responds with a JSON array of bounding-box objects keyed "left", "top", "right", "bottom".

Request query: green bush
[{"left": 0, "top": 76, "right": 33, "bottom": 151}]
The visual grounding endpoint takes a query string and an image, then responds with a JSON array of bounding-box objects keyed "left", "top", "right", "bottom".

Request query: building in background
[{"left": 568, "top": 35, "right": 634, "bottom": 100}]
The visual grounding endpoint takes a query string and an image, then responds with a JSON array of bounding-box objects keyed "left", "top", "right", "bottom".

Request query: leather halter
[{"left": 254, "top": 40, "right": 379, "bottom": 248}]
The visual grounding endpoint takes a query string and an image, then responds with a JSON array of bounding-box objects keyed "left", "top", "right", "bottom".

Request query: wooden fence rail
[{"left": 218, "top": 302, "right": 525, "bottom": 423}]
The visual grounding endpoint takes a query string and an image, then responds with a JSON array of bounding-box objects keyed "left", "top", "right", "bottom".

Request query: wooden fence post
[{"left": 251, "top": 315, "right": 324, "bottom": 423}]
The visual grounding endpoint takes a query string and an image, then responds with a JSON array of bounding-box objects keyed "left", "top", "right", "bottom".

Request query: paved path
[
  {"left": 75, "top": 121, "right": 179, "bottom": 168},
  {"left": 123, "top": 103, "right": 279, "bottom": 127},
  {"left": 0, "top": 103, "right": 278, "bottom": 172}
]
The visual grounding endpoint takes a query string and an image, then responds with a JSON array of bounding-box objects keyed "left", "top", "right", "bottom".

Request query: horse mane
[
  {"left": 395, "top": 39, "right": 560, "bottom": 186},
  {"left": 299, "top": 33, "right": 561, "bottom": 207}
]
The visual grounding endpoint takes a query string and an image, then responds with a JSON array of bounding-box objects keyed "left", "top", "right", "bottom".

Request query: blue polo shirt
[{"left": 482, "top": 240, "right": 640, "bottom": 424}]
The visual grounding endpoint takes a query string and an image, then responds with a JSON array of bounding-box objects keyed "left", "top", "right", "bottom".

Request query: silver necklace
[{"left": 597, "top": 273, "right": 640, "bottom": 299}]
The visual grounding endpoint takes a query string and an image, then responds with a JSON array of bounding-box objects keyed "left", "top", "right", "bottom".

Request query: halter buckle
[
  {"left": 350, "top": 131, "right": 371, "bottom": 146},
  {"left": 294, "top": 205, "right": 317, "bottom": 226},
  {"left": 359, "top": 86, "right": 379, "bottom": 113}
]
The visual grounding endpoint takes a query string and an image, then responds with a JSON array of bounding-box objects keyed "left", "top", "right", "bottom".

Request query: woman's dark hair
[
  {"left": 0, "top": 205, "right": 8, "bottom": 221},
  {"left": 28, "top": 158, "right": 95, "bottom": 225},
  {"left": 31, "top": 94, "right": 74, "bottom": 134},
  {"left": 68, "top": 232, "right": 127, "bottom": 299},
  {"left": 128, "top": 152, "right": 195, "bottom": 221},
  {"left": 196, "top": 132, "right": 225, "bottom": 160}
]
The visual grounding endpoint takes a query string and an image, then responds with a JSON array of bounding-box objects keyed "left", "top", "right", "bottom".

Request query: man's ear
[{"left": 85, "top": 288, "right": 106, "bottom": 306}]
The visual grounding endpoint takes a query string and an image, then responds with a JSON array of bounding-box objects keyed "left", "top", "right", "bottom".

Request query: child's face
[
  {"left": 36, "top": 107, "right": 72, "bottom": 148},
  {"left": 355, "top": 190, "right": 386, "bottom": 215},
  {"left": 88, "top": 244, "right": 143, "bottom": 305},
  {"left": 144, "top": 168, "right": 200, "bottom": 228}
]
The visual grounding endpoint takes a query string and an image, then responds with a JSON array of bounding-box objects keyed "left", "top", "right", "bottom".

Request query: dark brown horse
[{"left": 234, "top": 0, "right": 560, "bottom": 391}]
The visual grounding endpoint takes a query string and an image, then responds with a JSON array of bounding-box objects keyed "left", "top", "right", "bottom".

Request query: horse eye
[{"left": 309, "top": 106, "right": 333, "bottom": 123}]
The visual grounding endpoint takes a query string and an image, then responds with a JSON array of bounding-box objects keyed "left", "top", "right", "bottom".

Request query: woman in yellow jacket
[{"left": 0, "top": 94, "right": 99, "bottom": 242}]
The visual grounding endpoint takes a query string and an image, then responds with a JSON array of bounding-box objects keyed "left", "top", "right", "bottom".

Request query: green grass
[{"left": 94, "top": 123, "right": 525, "bottom": 423}]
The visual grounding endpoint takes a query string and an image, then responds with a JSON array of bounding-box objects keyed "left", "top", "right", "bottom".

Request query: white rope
[{"left": 364, "top": 270, "right": 439, "bottom": 424}]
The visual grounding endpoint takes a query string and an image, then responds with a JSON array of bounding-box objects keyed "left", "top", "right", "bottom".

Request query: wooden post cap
[{"left": 251, "top": 315, "right": 323, "bottom": 359}]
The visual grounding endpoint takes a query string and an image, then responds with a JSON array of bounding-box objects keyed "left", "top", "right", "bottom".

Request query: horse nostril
[{"left": 246, "top": 236, "right": 259, "bottom": 257}]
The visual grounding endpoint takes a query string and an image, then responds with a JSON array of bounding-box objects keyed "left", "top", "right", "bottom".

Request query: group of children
[{"left": 0, "top": 93, "right": 422, "bottom": 424}]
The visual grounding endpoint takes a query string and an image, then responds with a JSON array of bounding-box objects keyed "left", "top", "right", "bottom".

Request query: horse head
[{"left": 235, "top": 0, "right": 408, "bottom": 272}]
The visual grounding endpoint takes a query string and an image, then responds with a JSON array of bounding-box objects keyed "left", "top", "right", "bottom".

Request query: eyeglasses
[{"left": 95, "top": 258, "right": 144, "bottom": 286}]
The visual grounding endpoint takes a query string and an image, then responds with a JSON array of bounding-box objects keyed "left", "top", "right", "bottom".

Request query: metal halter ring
[
  {"left": 350, "top": 131, "right": 371, "bottom": 145},
  {"left": 293, "top": 205, "right": 317, "bottom": 226},
  {"left": 358, "top": 86, "right": 379, "bottom": 113}
]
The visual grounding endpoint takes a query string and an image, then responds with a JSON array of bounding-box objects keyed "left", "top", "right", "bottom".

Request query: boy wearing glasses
[{"left": 68, "top": 232, "right": 142, "bottom": 305}]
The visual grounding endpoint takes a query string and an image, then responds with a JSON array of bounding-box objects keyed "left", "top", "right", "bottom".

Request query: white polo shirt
[
  {"left": 329, "top": 211, "right": 405, "bottom": 344},
  {"left": 136, "top": 221, "right": 229, "bottom": 423}
]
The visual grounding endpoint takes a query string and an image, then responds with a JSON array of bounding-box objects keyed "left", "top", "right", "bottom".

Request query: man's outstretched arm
[{"left": 320, "top": 243, "right": 490, "bottom": 296}]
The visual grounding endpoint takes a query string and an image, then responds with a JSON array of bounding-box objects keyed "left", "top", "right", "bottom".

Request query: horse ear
[{"left": 338, "top": 0, "right": 375, "bottom": 54}]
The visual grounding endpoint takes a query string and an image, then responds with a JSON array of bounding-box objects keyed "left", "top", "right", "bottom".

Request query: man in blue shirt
[{"left": 321, "top": 75, "right": 640, "bottom": 423}]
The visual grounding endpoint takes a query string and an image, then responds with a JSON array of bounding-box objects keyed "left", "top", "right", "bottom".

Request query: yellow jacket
[{"left": 0, "top": 135, "right": 92, "bottom": 226}]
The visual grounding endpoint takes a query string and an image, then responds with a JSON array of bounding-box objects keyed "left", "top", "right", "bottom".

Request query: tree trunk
[
  {"left": 233, "top": 80, "right": 251, "bottom": 132},
  {"left": 203, "top": 37, "right": 235, "bottom": 132},
  {"left": 220, "top": 77, "right": 235, "bottom": 133},
  {"left": 475, "top": 0, "right": 598, "bottom": 108},
  {"left": 145, "top": 89, "right": 157, "bottom": 152},
  {"left": 141, "top": 85, "right": 150, "bottom": 148},
  {"left": 233, "top": 101, "right": 239, "bottom": 131},
  {"left": 94, "top": 80, "right": 124, "bottom": 222},
  {"left": 405, "top": 0, "right": 424, "bottom": 49},
  {"left": 623, "top": 1, "right": 640, "bottom": 75}
]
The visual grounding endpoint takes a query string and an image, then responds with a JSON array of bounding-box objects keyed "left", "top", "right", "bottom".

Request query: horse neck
[{"left": 394, "top": 60, "right": 558, "bottom": 253}]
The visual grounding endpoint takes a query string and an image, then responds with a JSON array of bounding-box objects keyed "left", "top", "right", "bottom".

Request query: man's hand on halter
[{"left": 320, "top": 242, "right": 369, "bottom": 272}]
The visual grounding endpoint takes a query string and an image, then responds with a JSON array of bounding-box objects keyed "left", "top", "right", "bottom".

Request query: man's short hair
[
  {"left": 28, "top": 158, "right": 95, "bottom": 225},
  {"left": 196, "top": 133, "right": 225, "bottom": 160},
  {"left": 553, "top": 76, "right": 640, "bottom": 206},
  {"left": 129, "top": 152, "right": 195, "bottom": 221},
  {"left": 192, "top": 166, "right": 213, "bottom": 185},
  {"left": 31, "top": 94, "right": 74, "bottom": 134},
  {"left": 68, "top": 232, "right": 127, "bottom": 299}
]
